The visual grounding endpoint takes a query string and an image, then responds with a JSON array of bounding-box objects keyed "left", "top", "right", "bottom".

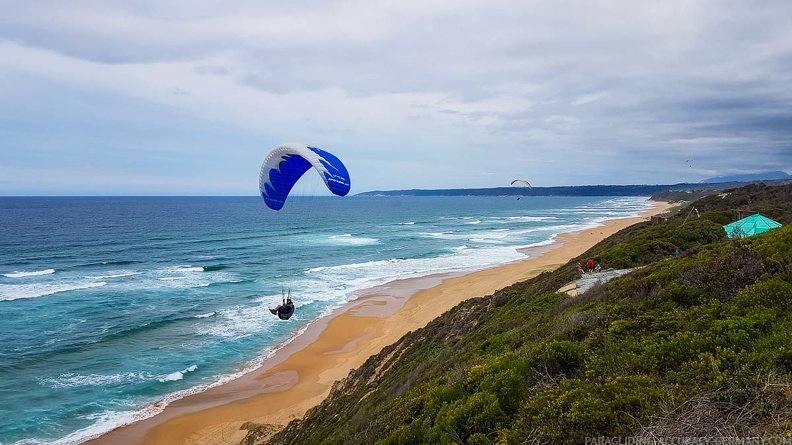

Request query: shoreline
[{"left": 87, "top": 200, "right": 673, "bottom": 445}]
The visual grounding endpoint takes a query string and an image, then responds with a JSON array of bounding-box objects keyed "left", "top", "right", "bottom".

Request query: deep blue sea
[{"left": 0, "top": 195, "right": 652, "bottom": 444}]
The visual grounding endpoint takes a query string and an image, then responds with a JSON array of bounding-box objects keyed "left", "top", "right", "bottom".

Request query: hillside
[{"left": 248, "top": 183, "right": 792, "bottom": 444}]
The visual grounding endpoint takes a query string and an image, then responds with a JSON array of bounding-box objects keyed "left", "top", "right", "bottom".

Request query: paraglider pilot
[{"left": 270, "top": 289, "right": 295, "bottom": 320}]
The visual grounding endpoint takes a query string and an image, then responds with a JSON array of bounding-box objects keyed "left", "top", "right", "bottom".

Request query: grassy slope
[{"left": 256, "top": 183, "right": 792, "bottom": 445}]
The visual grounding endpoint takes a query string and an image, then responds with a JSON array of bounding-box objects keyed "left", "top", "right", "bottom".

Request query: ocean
[{"left": 0, "top": 195, "right": 653, "bottom": 444}]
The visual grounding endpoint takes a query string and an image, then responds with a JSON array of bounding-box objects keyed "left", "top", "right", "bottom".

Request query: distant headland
[{"left": 356, "top": 177, "right": 792, "bottom": 198}]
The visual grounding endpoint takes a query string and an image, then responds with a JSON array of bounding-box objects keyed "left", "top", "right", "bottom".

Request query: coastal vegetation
[{"left": 252, "top": 183, "right": 792, "bottom": 444}]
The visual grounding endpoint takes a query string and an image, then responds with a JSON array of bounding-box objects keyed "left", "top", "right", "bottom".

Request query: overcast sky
[{"left": 1, "top": 0, "right": 790, "bottom": 196}]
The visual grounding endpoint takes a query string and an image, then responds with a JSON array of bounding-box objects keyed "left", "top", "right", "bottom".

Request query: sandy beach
[{"left": 88, "top": 200, "right": 673, "bottom": 445}]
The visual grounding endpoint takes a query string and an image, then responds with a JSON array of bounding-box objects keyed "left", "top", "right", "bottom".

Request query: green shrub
[
  {"left": 731, "top": 276, "right": 792, "bottom": 310},
  {"left": 530, "top": 340, "right": 586, "bottom": 376},
  {"left": 709, "top": 309, "right": 777, "bottom": 350},
  {"left": 657, "top": 282, "right": 706, "bottom": 307},
  {"left": 522, "top": 376, "right": 665, "bottom": 444},
  {"left": 433, "top": 392, "right": 507, "bottom": 443},
  {"left": 466, "top": 353, "right": 532, "bottom": 412}
]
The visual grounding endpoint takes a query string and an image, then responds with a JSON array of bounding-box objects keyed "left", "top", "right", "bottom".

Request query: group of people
[
  {"left": 576, "top": 258, "right": 601, "bottom": 274},
  {"left": 575, "top": 248, "right": 680, "bottom": 276}
]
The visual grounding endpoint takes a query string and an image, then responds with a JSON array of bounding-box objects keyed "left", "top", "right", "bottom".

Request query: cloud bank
[{"left": 1, "top": 0, "right": 790, "bottom": 194}]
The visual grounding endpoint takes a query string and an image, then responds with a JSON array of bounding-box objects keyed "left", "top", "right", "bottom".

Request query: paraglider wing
[
  {"left": 259, "top": 143, "right": 351, "bottom": 210},
  {"left": 510, "top": 179, "right": 532, "bottom": 188}
]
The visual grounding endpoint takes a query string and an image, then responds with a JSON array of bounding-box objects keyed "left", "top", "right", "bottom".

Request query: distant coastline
[{"left": 355, "top": 179, "right": 792, "bottom": 198}]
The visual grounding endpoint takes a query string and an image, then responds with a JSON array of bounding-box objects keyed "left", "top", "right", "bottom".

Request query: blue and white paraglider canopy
[{"left": 258, "top": 143, "right": 352, "bottom": 211}]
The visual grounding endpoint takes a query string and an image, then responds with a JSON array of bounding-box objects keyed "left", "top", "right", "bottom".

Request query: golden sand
[{"left": 87, "top": 200, "right": 673, "bottom": 445}]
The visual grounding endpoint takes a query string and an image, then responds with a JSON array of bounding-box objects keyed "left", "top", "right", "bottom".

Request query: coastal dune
[{"left": 89, "top": 200, "right": 672, "bottom": 445}]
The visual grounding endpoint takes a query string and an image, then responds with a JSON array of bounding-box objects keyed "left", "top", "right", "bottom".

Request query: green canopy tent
[{"left": 723, "top": 214, "right": 782, "bottom": 239}]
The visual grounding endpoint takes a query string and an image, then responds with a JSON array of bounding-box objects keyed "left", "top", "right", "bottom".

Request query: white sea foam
[
  {"left": 399, "top": 221, "right": 416, "bottom": 225},
  {"left": 154, "top": 273, "right": 234, "bottom": 289},
  {"left": 504, "top": 216, "right": 556, "bottom": 222},
  {"left": 164, "top": 265, "right": 204, "bottom": 273},
  {"left": 530, "top": 235, "right": 557, "bottom": 247},
  {"left": 0, "top": 281, "right": 107, "bottom": 301},
  {"left": 194, "top": 311, "right": 217, "bottom": 319},
  {"left": 305, "top": 243, "right": 532, "bottom": 293},
  {"left": 504, "top": 224, "right": 579, "bottom": 237},
  {"left": 159, "top": 365, "right": 198, "bottom": 382},
  {"left": 196, "top": 303, "right": 278, "bottom": 339},
  {"left": 23, "top": 407, "right": 161, "bottom": 445},
  {"left": 85, "top": 271, "right": 141, "bottom": 279},
  {"left": 3, "top": 268, "right": 55, "bottom": 278},
  {"left": 468, "top": 237, "right": 505, "bottom": 244},
  {"left": 420, "top": 228, "right": 526, "bottom": 242},
  {"left": 42, "top": 372, "right": 152, "bottom": 388},
  {"left": 417, "top": 231, "right": 455, "bottom": 238},
  {"left": 145, "top": 267, "right": 237, "bottom": 290},
  {"left": 327, "top": 234, "right": 379, "bottom": 245},
  {"left": 467, "top": 230, "right": 512, "bottom": 244},
  {"left": 156, "top": 277, "right": 214, "bottom": 288}
]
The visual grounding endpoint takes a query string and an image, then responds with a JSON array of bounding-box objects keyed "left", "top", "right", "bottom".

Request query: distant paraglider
[
  {"left": 679, "top": 159, "right": 694, "bottom": 183},
  {"left": 510, "top": 179, "right": 532, "bottom": 200},
  {"left": 259, "top": 143, "right": 351, "bottom": 320}
]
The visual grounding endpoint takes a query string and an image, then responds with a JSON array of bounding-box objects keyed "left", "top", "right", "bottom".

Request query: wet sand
[{"left": 88, "top": 200, "right": 673, "bottom": 445}]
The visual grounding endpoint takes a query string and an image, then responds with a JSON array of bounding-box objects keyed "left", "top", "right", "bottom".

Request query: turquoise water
[{"left": 0, "top": 195, "right": 652, "bottom": 444}]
